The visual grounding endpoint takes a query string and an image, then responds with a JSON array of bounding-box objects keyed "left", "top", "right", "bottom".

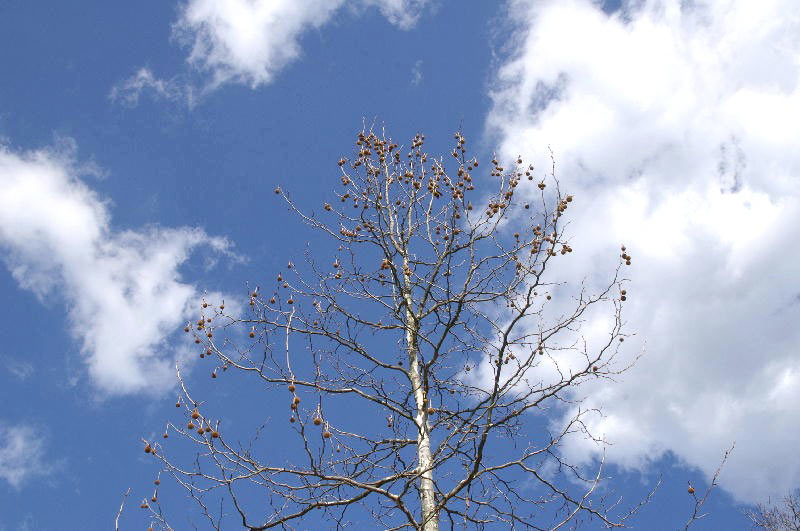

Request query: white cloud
[
  {"left": 0, "top": 423, "right": 50, "bottom": 489},
  {"left": 109, "top": 67, "right": 191, "bottom": 107},
  {"left": 4, "top": 357, "right": 34, "bottom": 381},
  {"left": 358, "top": 0, "right": 430, "bottom": 30},
  {"left": 487, "top": 0, "right": 800, "bottom": 504},
  {"left": 411, "top": 59, "right": 423, "bottom": 85},
  {"left": 172, "top": 0, "right": 429, "bottom": 90},
  {"left": 0, "top": 144, "right": 234, "bottom": 394}
]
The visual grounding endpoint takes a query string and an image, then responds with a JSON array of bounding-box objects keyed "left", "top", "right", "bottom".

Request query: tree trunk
[{"left": 405, "top": 298, "right": 438, "bottom": 530}]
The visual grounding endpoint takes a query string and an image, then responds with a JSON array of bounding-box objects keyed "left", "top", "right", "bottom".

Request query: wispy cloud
[
  {"left": 0, "top": 423, "right": 50, "bottom": 489},
  {"left": 3, "top": 357, "right": 34, "bottom": 381},
  {"left": 411, "top": 59, "right": 423, "bottom": 86},
  {"left": 0, "top": 143, "right": 235, "bottom": 394},
  {"left": 109, "top": 67, "right": 191, "bottom": 107},
  {"left": 487, "top": 0, "right": 800, "bottom": 504}
]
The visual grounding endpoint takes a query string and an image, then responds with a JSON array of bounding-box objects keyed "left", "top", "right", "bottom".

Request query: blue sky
[{"left": 1, "top": 0, "right": 798, "bottom": 528}]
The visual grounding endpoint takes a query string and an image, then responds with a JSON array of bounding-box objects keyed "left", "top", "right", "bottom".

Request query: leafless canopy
[
  {"left": 140, "top": 128, "right": 640, "bottom": 530},
  {"left": 747, "top": 491, "right": 800, "bottom": 531}
]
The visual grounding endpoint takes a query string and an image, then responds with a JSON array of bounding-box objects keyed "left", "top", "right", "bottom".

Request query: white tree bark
[
  {"left": 406, "top": 307, "right": 438, "bottom": 531},
  {"left": 403, "top": 252, "right": 438, "bottom": 531}
]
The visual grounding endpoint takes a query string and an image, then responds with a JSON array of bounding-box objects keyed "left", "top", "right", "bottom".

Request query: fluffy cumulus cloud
[
  {"left": 0, "top": 145, "right": 232, "bottom": 394},
  {"left": 487, "top": 0, "right": 800, "bottom": 503},
  {"left": 171, "top": 0, "right": 428, "bottom": 90},
  {"left": 0, "top": 423, "right": 50, "bottom": 489}
]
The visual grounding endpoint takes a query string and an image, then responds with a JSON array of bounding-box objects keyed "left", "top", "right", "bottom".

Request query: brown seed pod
[
  {"left": 191, "top": 409, "right": 199, "bottom": 419},
  {"left": 144, "top": 444, "right": 152, "bottom": 454},
  {"left": 288, "top": 383, "right": 296, "bottom": 392},
  {"left": 688, "top": 486, "right": 695, "bottom": 494},
  {"left": 154, "top": 479, "right": 160, "bottom": 485},
  {"left": 290, "top": 416, "right": 296, "bottom": 423},
  {"left": 211, "top": 430, "right": 219, "bottom": 438},
  {"left": 187, "top": 422, "right": 194, "bottom": 429},
  {"left": 294, "top": 396, "right": 301, "bottom": 405},
  {"left": 313, "top": 417, "right": 322, "bottom": 426},
  {"left": 323, "top": 430, "right": 332, "bottom": 438}
]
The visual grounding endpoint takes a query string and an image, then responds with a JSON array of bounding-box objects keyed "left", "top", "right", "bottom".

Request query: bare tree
[
  {"left": 747, "top": 491, "right": 800, "bottom": 530},
  {"left": 683, "top": 443, "right": 735, "bottom": 530},
  {"left": 138, "top": 128, "right": 642, "bottom": 529}
]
